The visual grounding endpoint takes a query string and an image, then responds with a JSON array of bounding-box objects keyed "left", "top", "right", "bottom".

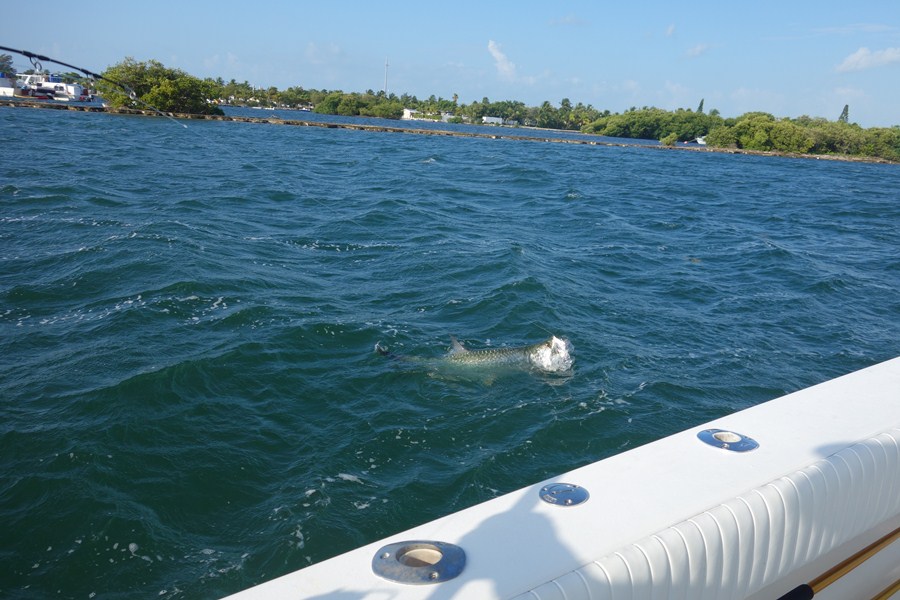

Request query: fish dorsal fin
[{"left": 449, "top": 336, "right": 468, "bottom": 355}]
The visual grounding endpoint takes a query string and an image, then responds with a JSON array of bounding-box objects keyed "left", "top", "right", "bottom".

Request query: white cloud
[
  {"left": 836, "top": 47, "right": 900, "bottom": 72},
  {"left": 685, "top": 43, "right": 709, "bottom": 58},
  {"left": 487, "top": 40, "right": 517, "bottom": 81},
  {"left": 666, "top": 24, "right": 676, "bottom": 37}
]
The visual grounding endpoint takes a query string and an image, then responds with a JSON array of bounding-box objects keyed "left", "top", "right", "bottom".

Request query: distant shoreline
[{"left": 3, "top": 99, "right": 896, "bottom": 166}]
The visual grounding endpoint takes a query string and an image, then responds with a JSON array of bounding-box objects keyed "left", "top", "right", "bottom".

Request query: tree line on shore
[
  {"left": 584, "top": 105, "right": 900, "bottom": 161},
  {"left": 8, "top": 55, "right": 898, "bottom": 162}
]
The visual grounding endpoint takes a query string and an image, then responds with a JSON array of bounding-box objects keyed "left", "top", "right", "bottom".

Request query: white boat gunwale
[{"left": 223, "top": 357, "right": 900, "bottom": 599}]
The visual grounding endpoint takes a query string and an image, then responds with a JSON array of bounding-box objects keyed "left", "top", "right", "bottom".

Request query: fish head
[{"left": 529, "top": 336, "right": 574, "bottom": 372}]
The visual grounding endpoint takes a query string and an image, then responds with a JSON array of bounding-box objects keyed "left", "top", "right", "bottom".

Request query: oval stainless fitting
[
  {"left": 698, "top": 428, "right": 759, "bottom": 452},
  {"left": 539, "top": 482, "right": 589, "bottom": 506},
  {"left": 372, "top": 540, "right": 465, "bottom": 585}
]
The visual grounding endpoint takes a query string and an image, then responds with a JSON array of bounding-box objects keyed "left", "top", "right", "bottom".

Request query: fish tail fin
[
  {"left": 449, "top": 335, "right": 467, "bottom": 355},
  {"left": 374, "top": 342, "right": 392, "bottom": 357}
]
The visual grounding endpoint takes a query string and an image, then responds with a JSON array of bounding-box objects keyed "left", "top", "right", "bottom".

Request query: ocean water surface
[{"left": 1, "top": 106, "right": 899, "bottom": 599}]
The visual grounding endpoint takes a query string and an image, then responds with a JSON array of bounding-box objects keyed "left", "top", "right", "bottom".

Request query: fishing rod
[{"left": 0, "top": 45, "right": 186, "bottom": 127}]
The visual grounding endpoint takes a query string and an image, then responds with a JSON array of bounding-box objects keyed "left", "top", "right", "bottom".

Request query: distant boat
[
  {"left": 16, "top": 73, "right": 98, "bottom": 102},
  {"left": 696, "top": 136, "right": 707, "bottom": 145}
]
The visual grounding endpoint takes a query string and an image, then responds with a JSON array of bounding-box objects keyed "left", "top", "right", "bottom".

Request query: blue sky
[{"left": 6, "top": 1, "right": 900, "bottom": 126}]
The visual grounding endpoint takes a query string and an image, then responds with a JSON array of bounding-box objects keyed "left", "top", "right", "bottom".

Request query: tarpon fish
[{"left": 375, "top": 335, "right": 574, "bottom": 374}]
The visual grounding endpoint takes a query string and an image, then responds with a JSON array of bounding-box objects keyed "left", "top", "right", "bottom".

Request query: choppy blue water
[{"left": 2, "top": 106, "right": 899, "bottom": 599}]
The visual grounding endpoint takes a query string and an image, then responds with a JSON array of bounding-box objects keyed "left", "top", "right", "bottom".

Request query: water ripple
[{"left": 1, "top": 107, "right": 899, "bottom": 598}]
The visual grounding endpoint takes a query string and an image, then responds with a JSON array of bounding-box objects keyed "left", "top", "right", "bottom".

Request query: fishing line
[{"left": 0, "top": 46, "right": 187, "bottom": 128}]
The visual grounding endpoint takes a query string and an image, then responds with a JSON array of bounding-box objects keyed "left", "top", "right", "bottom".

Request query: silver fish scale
[{"left": 445, "top": 343, "right": 543, "bottom": 366}]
